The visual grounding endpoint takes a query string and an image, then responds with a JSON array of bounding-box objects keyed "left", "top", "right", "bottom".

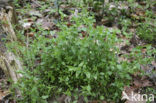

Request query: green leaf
[
  {"left": 76, "top": 71, "right": 81, "bottom": 78},
  {"left": 42, "top": 95, "right": 49, "bottom": 99},
  {"left": 68, "top": 66, "right": 80, "bottom": 71},
  {"left": 87, "top": 85, "right": 91, "bottom": 92},
  {"left": 100, "top": 96, "right": 104, "bottom": 100},
  {"left": 85, "top": 72, "right": 91, "bottom": 79}
]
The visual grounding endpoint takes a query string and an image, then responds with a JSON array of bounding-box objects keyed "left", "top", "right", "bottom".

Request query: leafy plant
[
  {"left": 9, "top": 9, "right": 139, "bottom": 103},
  {"left": 136, "top": 18, "right": 156, "bottom": 43}
]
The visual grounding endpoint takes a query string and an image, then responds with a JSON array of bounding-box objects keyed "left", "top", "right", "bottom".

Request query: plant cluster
[
  {"left": 8, "top": 0, "right": 156, "bottom": 102},
  {"left": 10, "top": 10, "right": 138, "bottom": 103},
  {"left": 136, "top": 18, "right": 156, "bottom": 43}
]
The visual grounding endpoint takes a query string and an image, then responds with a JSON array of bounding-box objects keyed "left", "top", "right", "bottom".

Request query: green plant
[
  {"left": 136, "top": 18, "right": 156, "bottom": 43},
  {"left": 37, "top": 10, "right": 133, "bottom": 102},
  {"left": 145, "top": 10, "right": 156, "bottom": 18},
  {"left": 12, "top": 71, "right": 49, "bottom": 103},
  {"left": 9, "top": 9, "right": 139, "bottom": 103}
]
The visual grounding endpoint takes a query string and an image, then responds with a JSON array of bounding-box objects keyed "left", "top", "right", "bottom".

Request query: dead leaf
[
  {"left": 22, "top": 22, "right": 33, "bottom": 29},
  {"left": 66, "top": 22, "right": 72, "bottom": 27},
  {"left": 25, "top": 32, "right": 34, "bottom": 37},
  {"left": 131, "top": 14, "right": 140, "bottom": 20},
  {"left": 141, "top": 48, "right": 146, "bottom": 54},
  {"left": 151, "top": 61, "right": 156, "bottom": 67},
  {"left": 142, "top": 80, "right": 153, "bottom": 87},
  {"left": 19, "top": 18, "right": 34, "bottom": 29},
  {"left": 139, "top": 2, "right": 146, "bottom": 6},
  {"left": 133, "top": 79, "right": 142, "bottom": 88},
  {"left": 28, "top": 9, "right": 42, "bottom": 17},
  {"left": 31, "top": 0, "right": 41, "bottom": 8},
  {"left": 0, "top": 90, "right": 10, "bottom": 100},
  {"left": 133, "top": 75, "right": 153, "bottom": 88},
  {"left": 36, "top": 18, "right": 53, "bottom": 30}
]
